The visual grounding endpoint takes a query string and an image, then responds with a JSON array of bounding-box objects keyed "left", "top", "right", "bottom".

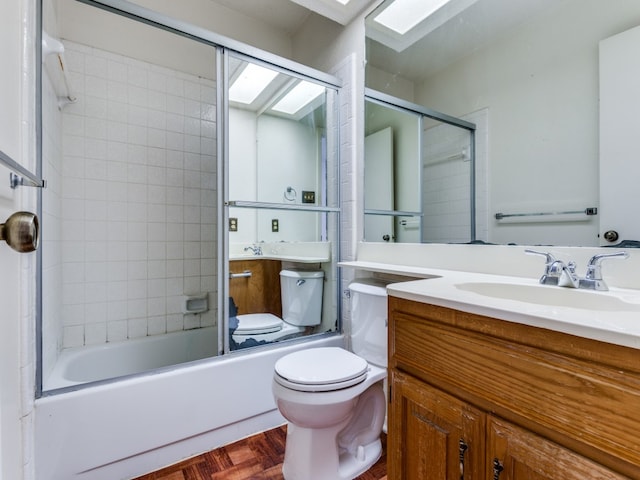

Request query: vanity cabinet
[
  {"left": 389, "top": 370, "right": 484, "bottom": 479},
  {"left": 229, "top": 259, "right": 282, "bottom": 317},
  {"left": 388, "top": 296, "right": 640, "bottom": 480}
]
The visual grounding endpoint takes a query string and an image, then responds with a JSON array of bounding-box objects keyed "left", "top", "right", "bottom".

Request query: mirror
[
  {"left": 364, "top": 95, "right": 478, "bottom": 243},
  {"left": 227, "top": 54, "right": 339, "bottom": 351},
  {"left": 365, "top": 0, "right": 640, "bottom": 246}
]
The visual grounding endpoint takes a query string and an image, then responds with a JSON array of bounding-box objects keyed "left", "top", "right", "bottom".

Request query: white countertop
[
  {"left": 230, "top": 254, "right": 328, "bottom": 263},
  {"left": 230, "top": 242, "right": 331, "bottom": 264},
  {"left": 386, "top": 269, "right": 640, "bottom": 350}
]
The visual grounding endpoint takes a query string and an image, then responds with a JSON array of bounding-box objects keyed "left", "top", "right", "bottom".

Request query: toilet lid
[
  {"left": 274, "top": 347, "right": 369, "bottom": 392},
  {"left": 235, "top": 313, "right": 283, "bottom": 335}
]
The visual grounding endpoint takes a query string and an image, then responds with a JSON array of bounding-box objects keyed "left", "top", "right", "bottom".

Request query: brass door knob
[{"left": 0, "top": 211, "right": 39, "bottom": 252}]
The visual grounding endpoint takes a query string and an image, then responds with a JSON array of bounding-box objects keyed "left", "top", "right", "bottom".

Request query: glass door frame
[
  {"left": 36, "top": 0, "right": 343, "bottom": 396},
  {"left": 221, "top": 48, "right": 342, "bottom": 355}
]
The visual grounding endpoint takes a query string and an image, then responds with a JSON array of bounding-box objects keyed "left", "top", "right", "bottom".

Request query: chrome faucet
[
  {"left": 243, "top": 244, "right": 262, "bottom": 256},
  {"left": 526, "top": 249, "right": 628, "bottom": 291},
  {"left": 550, "top": 259, "right": 579, "bottom": 288}
]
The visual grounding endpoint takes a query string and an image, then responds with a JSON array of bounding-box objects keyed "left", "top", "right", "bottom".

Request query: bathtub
[
  {"left": 44, "top": 327, "right": 217, "bottom": 390},
  {"left": 34, "top": 332, "right": 344, "bottom": 480}
]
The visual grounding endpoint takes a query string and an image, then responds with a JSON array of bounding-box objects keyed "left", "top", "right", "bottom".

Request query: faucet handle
[
  {"left": 525, "top": 249, "right": 559, "bottom": 285},
  {"left": 585, "top": 251, "right": 629, "bottom": 280},
  {"left": 524, "top": 249, "right": 556, "bottom": 265}
]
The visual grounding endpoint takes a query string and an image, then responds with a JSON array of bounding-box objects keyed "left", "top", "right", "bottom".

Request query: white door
[
  {"left": 364, "top": 127, "right": 394, "bottom": 242},
  {"left": 599, "top": 25, "right": 640, "bottom": 245}
]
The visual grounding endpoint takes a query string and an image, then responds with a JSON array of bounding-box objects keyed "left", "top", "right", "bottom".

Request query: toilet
[
  {"left": 272, "top": 279, "right": 388, "bottom": 480},
  {"left": 232, "top": 270, "right": 324, "bottom": 346}
]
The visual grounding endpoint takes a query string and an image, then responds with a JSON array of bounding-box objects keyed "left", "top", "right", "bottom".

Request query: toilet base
[
  {"left": 279, "top": 382, "right": 386, "bottom": 480},
  {"left": 281, "top": 423, "right": 382, "bottom": 480},
  {"left": 338, "top": 439, "right": 382, "bottom": 479}
]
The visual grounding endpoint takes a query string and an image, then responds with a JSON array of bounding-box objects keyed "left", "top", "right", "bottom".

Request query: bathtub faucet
[{"left": 244, "top": 244, "right": 263, "bottom": 256}]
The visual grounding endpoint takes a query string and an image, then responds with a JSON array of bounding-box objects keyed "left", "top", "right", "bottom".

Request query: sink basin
[{"left": 455, "top": 282, "right": 640, "bottom": 312}]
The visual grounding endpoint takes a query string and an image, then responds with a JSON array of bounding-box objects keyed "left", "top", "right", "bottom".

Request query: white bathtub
[
  {"left": 35, "top": 332, "right": 344, "bottom": 480},
  {"left": 44, "top": 327, "right": 217, "bottom": 390}
]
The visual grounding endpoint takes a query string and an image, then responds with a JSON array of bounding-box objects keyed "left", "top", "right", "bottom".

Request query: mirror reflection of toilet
[
  {"left": 232, "top": 270, "right": 324, "bottom": 347},
  {"left": 272, "top": 280, "right": 388, "bottom": 480}
]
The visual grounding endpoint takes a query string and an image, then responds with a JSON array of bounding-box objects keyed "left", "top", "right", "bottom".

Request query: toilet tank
[
  {"left": 349, "top": 279, "right": 388, "bottom": 368},
  {"left": 280, "top": 270, "right": 324, "bottom": 326}
]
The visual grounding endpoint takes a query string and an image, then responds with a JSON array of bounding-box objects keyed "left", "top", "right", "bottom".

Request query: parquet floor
[{"left": 133, "top": 425, "right": 387, "bottom": 480}]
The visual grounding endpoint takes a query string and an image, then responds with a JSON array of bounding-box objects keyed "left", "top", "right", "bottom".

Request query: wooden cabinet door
[
  {"left": 487, "top": 416, "right": 630, "bottom": 480},
  {"left": 229, "top": 259, "right": 281, "bottom": 316},
  {"left": 389, "top": 370, "right": 485, "bottom": 480}
]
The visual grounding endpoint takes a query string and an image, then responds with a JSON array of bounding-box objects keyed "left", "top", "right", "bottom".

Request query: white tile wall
[
  {"left": 332, "top": 53, "right": 357, "bottom": 343},
  {"left": 41, "top": 57, "right": 64, "bottom": 379},
  {"left": 422, "top": 109, "right": 488, "bottom": 243},
  {"left": 58, "top": 40, "right": 218, "bottom": 348}
]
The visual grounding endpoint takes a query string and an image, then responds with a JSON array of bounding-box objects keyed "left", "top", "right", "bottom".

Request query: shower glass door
[
  {"left": 39, "top": 0, "right": 220, "bottom": 393},
  {"left": 225, "top": 52, "right": 340, "bottom": 353},
  {"left": 38, "top": 0, "right": 341, "bottom": 395}
]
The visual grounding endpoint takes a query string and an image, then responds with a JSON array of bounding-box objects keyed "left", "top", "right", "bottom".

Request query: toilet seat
[
  {"left": 274, "top": 347, "right": 369, "bottom": 392},
  {"left": 235, "top": 313, "right": 283, "bottom": 335}
]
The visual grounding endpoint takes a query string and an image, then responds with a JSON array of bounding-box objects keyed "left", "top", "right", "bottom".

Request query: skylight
[
  {"left": 374, "top": 0, "right": 452, "bottom": 35},
  {"left": 229, "top": 63, "right": 278, "bottom": 105},
  {"left": 272, "top": 81, "right": 325, "bottom": 115}
]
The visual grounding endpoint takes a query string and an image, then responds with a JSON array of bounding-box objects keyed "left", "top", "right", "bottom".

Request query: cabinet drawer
[{"left": 390, "top": 305, "right": 640, "bottom": 477}]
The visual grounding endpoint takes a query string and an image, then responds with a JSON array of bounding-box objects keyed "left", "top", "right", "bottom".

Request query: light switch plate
[{"left": 302, "top": 191, "right": 315, "bottom": 203}]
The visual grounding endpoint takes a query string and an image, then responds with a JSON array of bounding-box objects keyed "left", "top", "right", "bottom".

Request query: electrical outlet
[
  {"left": 272, "top": 219, "right": 279, "bottom": 232},
  {"left": 229, "top": 217, "right": 238, "bottom": 232},
  {"left": 302, "top": 191, "right": 315, "bottom": 203}
]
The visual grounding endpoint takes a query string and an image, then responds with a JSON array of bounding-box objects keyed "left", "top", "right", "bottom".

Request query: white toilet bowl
[
  {"left": 272, "top": 347, "right": 387, "bottom": 480},
  {"left": 232, "top": 313, "right": 305, "bottom": 345}
]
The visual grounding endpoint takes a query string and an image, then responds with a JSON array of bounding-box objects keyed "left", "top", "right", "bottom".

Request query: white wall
[
  {"left": 257, "top": 115, "right": 321, "bottom": 241},
  {"left": 366, "top": 64, "right": 415, "bottom": 102},
  {"left": 229, "top": 110, "right": 323, "bottom": 243},
  {"left": 416, "top": 0, "right": 640, "bottom": 246},
  {"left": 228, "top": 109, "right": 258, "bottom": 244}
]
